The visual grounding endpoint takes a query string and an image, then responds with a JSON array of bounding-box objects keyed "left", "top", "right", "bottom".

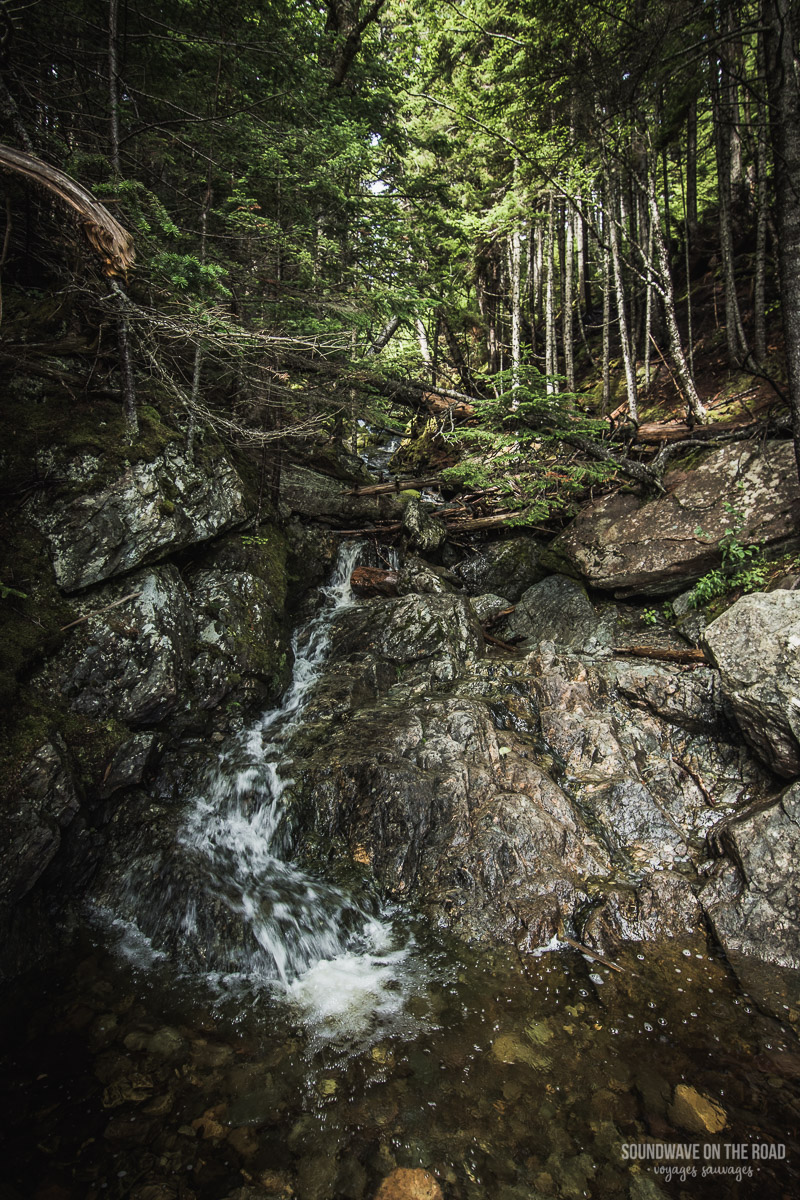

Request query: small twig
[
  {"left": 560, "top": 935, "right": 638, "bottom": 976},
  {"left": 61, "top": 590, "right": 141, "bottom": 631}
]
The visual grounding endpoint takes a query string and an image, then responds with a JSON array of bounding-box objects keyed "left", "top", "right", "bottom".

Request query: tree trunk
[
  {"left": 108, "top": 0, "right": 121, "bottom": 175},
  {"left": 646, "top": 166, "right": 707, "bottom": 423},
  {"left": 602, "top": 226, "right": 611, "bottom": 414},
  {"left": 544, "top": 192, "right": 557, "bottom": 392},
  {"left": 564, "top": 197, "right": 575, "bottom": 391},
  {"left": 754, "top": 30, "right": 769, "bottom": 363},
  {"left": 606, "top": 174, "right": 638, "bottom": 421},
  {"left": 713, "top": 51, "right": 749, "bottom": 365},
  {"left": 686, "top": 98, "right": 698, "bottom": 234},
  {"left": 508, "top": 221, "right": 522, "bottom": 400},
  {"left": 763, "top": 0, "right": 800, "bottom": 484}
]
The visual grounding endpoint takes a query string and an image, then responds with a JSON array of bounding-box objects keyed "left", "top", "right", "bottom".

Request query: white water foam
[{"left": 108, "top": 544, "right": 426, "bottom": 1044}]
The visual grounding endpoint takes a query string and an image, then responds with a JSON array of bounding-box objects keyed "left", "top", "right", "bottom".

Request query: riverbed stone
[
  {"left": 454, "top": 536, "right": 546, "bottom": 602},
  {"left": 668, "top": 1084, "right": 727, "bottom": 1133},
  {"left": 401, "top": 497, "right": 446, "bottom": 553},
  {"left": 550, "top": 441, "right": 800, "bottom": 598},
  {"left": 373, "top": 1168, "right": 443, "bottom": 1200},
  {"left": 32, "top": 442, "right": 249, "bottom": 593},
  {"left": 702, "top": 590, "right": 800, "bottom": 776}
]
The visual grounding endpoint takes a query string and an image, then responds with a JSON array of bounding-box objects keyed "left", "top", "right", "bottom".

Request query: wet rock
[
  {"left": 454, "top": 536, "right": 546, "bottom": 602},
  {"left": 401, "top": 498, "right": 446, "bottom": 553},
  {"left": 702, "top": 590, "right": 800, "bottom": 776},
  {"left": 98, "top": 732, "right": 157, "bottom": 798},
  {"left": 397, "top": 557, "right": 457, "bottom": 596},
  {"left": 331, "top": 593, "right": 483, "bottom": 682},
  {"left": 700, "top": 784, "right": 800, "bottom": 969},
  {"left": 503, "top": 575, "right": 610, "bottom": 652},
  {"left": 0, "top": 736, "right": 80, "bottom": 903},
  {"left": 32, "top": 442, "right": 249, "bottom": 593},
  {"left": 667, "top": 1083, "right": 727, "bottom": 1133},
  {"left": 373, "top": 1168, "right": 443, "bottom": 1200},
  {"left": 469, "top": 593, "right": 512, "bottom": 623},
  {"left": 102, "top": 1073, "right": 154, "bottom": 1107},
  {"left": 56, "top": 567, "right": 193, "bottom": 727},
  {"left": 584, "top": 873, "right": 703, "bottom": 951},
  {"left": 188, "top": 555, "right": 288, "bottom": 710},
  {"left": 550, "top": 442, "right": 800, "bottom": 597},
  {"left": 123, "top": 1026, "right": 186, "bottom": 1059}
]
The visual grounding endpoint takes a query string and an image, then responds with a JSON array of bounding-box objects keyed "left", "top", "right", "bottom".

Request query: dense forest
[{"left": 1, "top": 0, "right": 799, "bottom": 521}]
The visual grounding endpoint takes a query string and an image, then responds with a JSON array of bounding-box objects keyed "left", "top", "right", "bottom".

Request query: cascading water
[{"left": 105, "top": 544, "right": 420, "bottom": 1041}]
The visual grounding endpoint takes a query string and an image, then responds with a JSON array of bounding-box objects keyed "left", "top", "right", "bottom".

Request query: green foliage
[
  {"left": 689, "top": 502, "right": 766, "bottom": 608},
  {"left": 0, "top": 583, "right": 28, "bottom": 601}
]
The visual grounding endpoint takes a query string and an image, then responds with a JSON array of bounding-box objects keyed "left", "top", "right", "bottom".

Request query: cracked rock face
[
  {"left": 702, "top": 590, "right": 800, "bottom": 777},
  {"left": 550, "top": 441, "right": 800, "bottom": 597},
  {"left": 293, "top": 590, "right": 774, "bottom": 956},
  {"left": 31, "top": 443, "right": 249, "bottom": 593},
  {"left": 700, "top": 784, "right": 800, "bottom": 969}
]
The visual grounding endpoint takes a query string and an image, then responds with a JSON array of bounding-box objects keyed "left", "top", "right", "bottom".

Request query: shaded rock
[
  {"left": 668, "top": 1083, "right": 727, "bottom": 1134},
  {"left": 454, "top": 536, "right": 546, "bottom": 602},
  {"left": 98, "top": 732, "right": 157, "bottom": 798},
  {"left": 188, "top": 553, "right": 288, "bottom": 710},
  {"left": 469, "top": 593, "right": 512, "bottom": 623},
  {"left": 397, "top": 557, "right": 458, "bottom": 596},
  {"left": 373, "top": 1167, "right": 443, "bottom": 1200},
  {"left": 0, "top": 736, "right": 80, "bottom": 903},
  {"left": 504, "top": 575, "right": 610, "bottom": 652},
  {"left": 301, "top": 695, "right": 610, "bottom": 948},
  {"left": 584, "top": 873, "right": 703, "bottom": 952},
  {"left": 331, "top": 593, "right": 483, "bottom": 682},
  {"left": 280, "top": 464, "right": 405, "bottom": 522},
  {"left": 56, "top": 567, "right": 193, "bottom": 727},
  {"left": 32, "top": 442, "right": 249, "bottom": 593},
  {"left": 551, "top": 442, "right": 800, "bottom": 598},
  {"left": 702, "top": 590, "right": 800, "bottom": 776},
  {"left": 700, "top": 784, "right": 800, "bottom": 969},
  {"left": 401, "top": 497, "right": 446, "bottom": 553}
]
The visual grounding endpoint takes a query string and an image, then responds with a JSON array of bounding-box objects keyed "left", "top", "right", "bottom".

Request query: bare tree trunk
[
  {"left": 544, "top": 192, "right": 558, "bottom": 392},
  {"left": 763, "top": 0, "right": 800, "bottom": 483},
  {"left": 415, "top": 316, "right": 433, "bottom": 381},
  {"left": 564, "top": 197, "right": 575, "bottom": 391},
  {"left": 643, "top": 198, "right": 654, "bottom": 394},
  {"left": 602, "top": 226, "right": 611, "bottom": 415},
  {"left": 606, "top": 175, "right": 638, "bottom": 421},
  {"left": 108, "top": 0, "right": 121, "bottom": 175},
  {"left": 754, "top": 30, "right": 769, "bottom": 363},
  {"left": 366, "top": 313, "right": 401, "bottom": 357},
  {"left": 508, "top": 221, "right": 522, "bottom": 401},
  {"left": 713, "top": 52, "right": 749, "bottom": 365},
  {"left": 646, "top": 166, "right": 706, "bottom": 422},
  {"left": 686, "top": 98, "right": 698, "bottom": 234}
]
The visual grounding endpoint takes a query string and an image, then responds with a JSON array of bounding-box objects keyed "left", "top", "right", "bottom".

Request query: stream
[{"left": 2, "top": 549, "right": 800, "bottom": 1199}]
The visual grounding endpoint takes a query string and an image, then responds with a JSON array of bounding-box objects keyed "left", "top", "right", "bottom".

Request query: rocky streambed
[{"left": 4, "top": 421, "right": 800, "bottom": 1198}]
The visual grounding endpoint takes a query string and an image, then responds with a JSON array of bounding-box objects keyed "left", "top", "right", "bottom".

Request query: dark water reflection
[{"left": 2, "top": 925, "right": 800, "bottom": 1200}]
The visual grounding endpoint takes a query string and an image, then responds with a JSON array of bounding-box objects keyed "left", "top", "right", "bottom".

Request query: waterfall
[{"left": 106, "top": 544, "right": 419, "bottom": 1040}]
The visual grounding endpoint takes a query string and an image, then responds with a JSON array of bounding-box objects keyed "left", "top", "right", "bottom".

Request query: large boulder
[
  {"left": 31, "top": 442, "right": 249, "bottom": 593},
  {"left": 549, "top": 441, "right": 800, "bottom": 597},
  {"left": 503, "top": 575, "right": 612, "bottom": 652},
  {"left": 702, "top": 590, "right": 800, "bottom": 776},
  {"left": 700, "top": 784, "right": 800, "bottom": 969},
  {"left": 54, "top": 566, "right": 194, "bottom": 727},
  {"left": 330, "top": 593, "right": 483, "bottom": 682},
  {"left": 454, "top": 536, "right": 546, "bottom": 602}
]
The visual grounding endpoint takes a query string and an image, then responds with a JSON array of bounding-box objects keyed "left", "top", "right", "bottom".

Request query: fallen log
[
  {"left": 347, "top": 476, "right": 441, "bottom": 496},
  {"left": 350, "top": 566, "right": 399, "bottom": 597},
  {"left": 613, "top": 645, "right": 708, "bottom": 664}
]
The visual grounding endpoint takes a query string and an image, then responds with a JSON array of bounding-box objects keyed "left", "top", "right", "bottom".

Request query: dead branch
[{"left": 0, "top": 144, "right": 134, "bottom": 277}]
